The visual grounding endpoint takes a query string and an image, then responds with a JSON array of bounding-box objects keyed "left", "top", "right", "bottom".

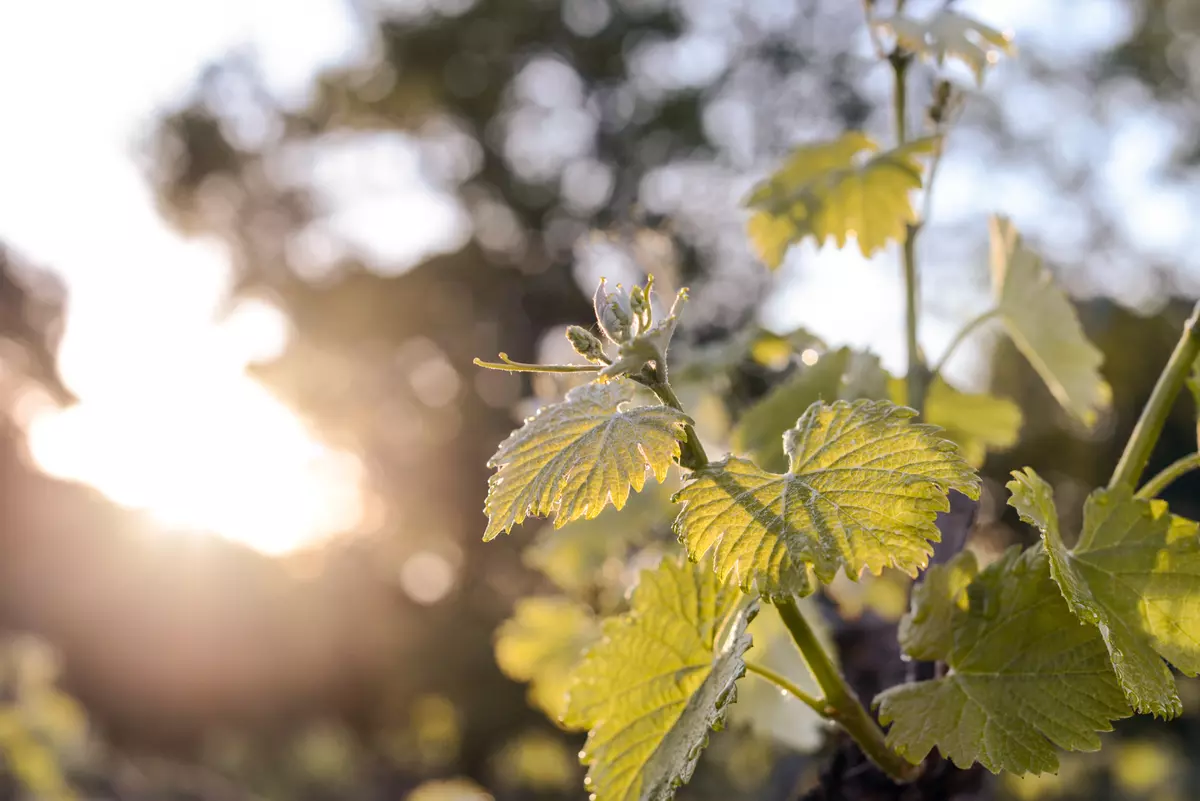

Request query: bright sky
[
  {"left": 0, "top": 0, "right": 369, "bottom": 554},
  {"left": 0, "top": 0, "right": 1192, "bottom": 554}
]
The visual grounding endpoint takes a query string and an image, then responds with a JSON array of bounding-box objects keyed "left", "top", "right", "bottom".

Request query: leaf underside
[
  {"left": 990, "top": 216, "right": 1110, "bottom": 427},
  {"left": 484, "top": 379, "right": 691, "bottom": 540},
  {"left": 1009, "top": 468, "right": 1200, "bottom": 718},
  {"left": 745, "top": 132, "right": 938, "bottom": 266},
  {"left": 673, "top": 399, "right": 980, "bottom": 599},
  {"left": 877, "top": 546, "right": 1130, "bottom": 775},
  {"left": 564, "top": 556, "right": 756, "bottom": 801}
]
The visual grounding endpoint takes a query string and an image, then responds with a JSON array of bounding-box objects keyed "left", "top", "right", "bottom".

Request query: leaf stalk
[
  {"left": 1135, "top": 453, "right": 1200, "bottom": 500},
  {"left": 744, "top": 661, "right": 828, "bottom": 718}
]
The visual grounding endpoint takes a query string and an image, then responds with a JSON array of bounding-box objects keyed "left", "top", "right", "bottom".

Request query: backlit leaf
[
  {"left": 1008, "top": 468, "right": 1200, "bottom": 718},
  {"left": 564, "top": 556, "right": 756, "bottom": 801},
  {"left": 745, "top": 132, "right": 937, "bottom": 266},
  {"left": 484, "top": 379, "right": 691, "bottom": 540},
  {"left": 495, "top": 597, "right": 600, "bottom": 723},
  {"left": 890, "top": 377, "right": 1022, "bottom": 467},
  {"left": 876, "top": 547, "right": 1130, "bottom": 775},
  {"left": 876, "top": 10, "right": 1014, "bottom": 83},
  {"left": 673, "top": 399, "right": 979, "bottom": 599},
  {"left": 990, "top": 216, "right": 1110, "bottom": 426}
]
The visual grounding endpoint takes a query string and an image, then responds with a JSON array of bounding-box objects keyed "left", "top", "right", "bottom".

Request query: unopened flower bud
[
  {"left": 566, "top": 326, "right": 606, "bottom": 363},
  {"left": 593, "top": 279, "right": 634, "bottom": 344}
]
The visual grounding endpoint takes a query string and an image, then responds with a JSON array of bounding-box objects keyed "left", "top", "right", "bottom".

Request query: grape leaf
[
  {"left": 1008, "top": 468, "right": 1200, "bottom": 719},
  {"left": 733, "top": 347, "right": 852, "bottom": 472},
  {"left": 495, "top": 597, "right": 600, "bottom": 723},
  {"left": 673, "top": 399, "right": 980, "bottom": 599},
  {"left": 876, "top": 546, "right": 1130, "bottom": 775},
  {"left": 990, "top": 216, "right": 1110, "bottom": 427},
  {"left": 875, "top": 10, "right": 1014, "bottom": 84},
  {"left": 745, "top": 132, "right": 938, "bottom": 266},
  {"left": 484, "top": 379, "right": 691, "bottom": 540},
  {"left": 730, "top": 600, "right": 829, "bottom": 752},
  {"left": 890, "top": 377, "right": 1022, "bottom": 467},
  {"left": 563, "top": 556, "right": 756, "bottom": 801}
]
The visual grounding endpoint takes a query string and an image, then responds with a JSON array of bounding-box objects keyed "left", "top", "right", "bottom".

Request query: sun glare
[{"left": 27, "top": 301, "right": 365, "bottom": 556}]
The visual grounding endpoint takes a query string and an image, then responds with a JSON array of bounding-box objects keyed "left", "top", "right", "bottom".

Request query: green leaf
[
  {"left": 495, "top": 597, "right": 600, "bottom": 723},
  {"left": 564, "top": 556, "right": 756, "bottom": 801},
  {"left": 877, "top": 547, "right": 1130, "bottom": 775},
  {"left": 730, "top": 600, "right": 828, "bottom": 752},
  {"left": 1008, "top": 468, "right": 1200, "bottom": 719},
  {"left": 673, "top": 399, "right": 980, "bottom": 599},
  {"left": 990, "top": 216, "right": 1110, "bottom": 427},
  {"left": 733, "top": 348, "right": 852, "bottom": 472},
  {"left": 895, "top": 546, "right": 977, "bottom": 661},
  {"left": 890, "top": 377, "right": 1022, "bottom": 467},
  {"left": 484, "top": 379, "right": 691, "bottom": 540},
  {"left": 876, "top": 10, "right": 1014, "bottom": 84},
  {"left": 745, "top": 132, "right": 938, "bottom": 266}
]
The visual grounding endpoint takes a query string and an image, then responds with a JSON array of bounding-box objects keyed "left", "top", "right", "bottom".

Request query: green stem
[
  {"left": 1110, "top": 301, "right": 1200, "bottom": 490},
  {"left": 776, "top": 598, "right": 921, "bottom": 783},
  {"left": 929, "top": 308, "right": 1000, "bottom": 385},
  {"left": 646, "top": 361, "right": 709, "bottom": 471},
  {"left": 889, "top": 50, "right": 927, "bottom": 417},
  {"left": 1135, "top": 453, "right": 1200, "bottom": 500},
  {"left": 744, "top": 662, "right": 828, "bottom": 718}
]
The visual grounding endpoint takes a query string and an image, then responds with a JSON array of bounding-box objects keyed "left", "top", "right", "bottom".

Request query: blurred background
[{"left": 0, "top": 0, "right": 1199, "bottom": 799}]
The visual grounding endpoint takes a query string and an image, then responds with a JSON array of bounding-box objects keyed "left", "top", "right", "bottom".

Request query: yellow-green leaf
[
  {"left": 1008, "top": 468, "right": 1200, "bottom": 719},
  {"left": 673, "top": 399, "right": 980, "bottom": 599},
  {"left": 564, "top": 556, "right": 755, "bottom": 801},
  {"left": 890, "top": 377, "right": 1022, "bottom": 467},
  {"left": 484, "top": 379, "right": 691, "bottom": 540},
  {"left": 990, "top": 216, "right": 1110, "bottom": 427},
  {"left": 495, "top": 597, "right": 600, "bottom": 723},
  {"left": 876, "top": 10, "right": 1015, "bottom": 84},
  {"left": 745, "top": 132, "right": 938, "bottom": 266},
  {"left": 877, "top": 547, "right": 1130, "bottom": 775},
  {"left": 733, "top": 347, "right": 852, "bottom": 472}
]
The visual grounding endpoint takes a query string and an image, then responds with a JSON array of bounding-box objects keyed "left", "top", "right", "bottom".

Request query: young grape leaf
[
  {"left": 730, "top": 599, "right": 829, "bottom": 752},
  {"left": 990, "top": 216, "right": 1110, "bottom": 427},
  {"left": 495, "top": 597, "right": 600, "bottom": 723},
  {"left": 563, "top": 556, "right": 756, "bottom": 801},
  {"left": 1008, "top": 468, "right": 1200, "bottom": 719},
  {"left": 745, "top": 132, "right": 938, "bottom": 266},
  {"left": 876, "top": 546, "right": 1130, "bottom": 775},
  {"left": 733, "top": 347, "right": 852, "bottom": 472},
  {"left": 875, "top": 10, "right": 1014, "bottom": 84},
  {"left": 673, "top": 399, "right": 980, "bottom": 599},
  {"left": 890, "top": 377, "right": 1022, "bottom": 467},
  {"left": 601, "top": 289, "right": 688, "bottom": 378},
  {"left": 484, "top": 379, "right": 691, "bottom": 540}
]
